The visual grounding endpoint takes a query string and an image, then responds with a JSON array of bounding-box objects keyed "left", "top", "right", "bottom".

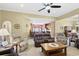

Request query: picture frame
[
  {"left": 14, "top": 24, "right": 20, "bottom": 29},
  {"left": 60, "top": 26, "right": 63, "bottom": 30},
  {"left": 26, "top": 24, "right": 28, "bottom": 27}
]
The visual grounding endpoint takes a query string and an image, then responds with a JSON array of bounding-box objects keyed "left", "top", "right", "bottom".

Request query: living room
[{"left": 0, "top": 3, "right": 79, "bottom": 56}]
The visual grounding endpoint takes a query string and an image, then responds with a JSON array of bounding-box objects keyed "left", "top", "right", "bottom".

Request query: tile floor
[{"left": 19, "top": 39, "right": 79, "bottom": 56}]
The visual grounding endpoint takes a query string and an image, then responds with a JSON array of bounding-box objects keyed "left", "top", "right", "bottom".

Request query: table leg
[
  {"left": 41, "top": 47, "right": 49, "bottom": 56},
  {"left": 64, "top": 47, "right": 67, "bottom": 56},
  {"left": 41, "top": 46, "right": 43, "bottom": 52},
  {"left": 15, "top": 44, "right": 19, "bottom": 56},
  {"left": 69, "top": 39, "right": 71, "bottom": 46}
]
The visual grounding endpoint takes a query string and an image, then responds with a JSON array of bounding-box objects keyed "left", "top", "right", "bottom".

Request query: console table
[
  {"left": 0, "top": 47, "right": 14, "bottom": 55},
  {"left": 0, "top": 40, "right": 22, "bottom": 56}
]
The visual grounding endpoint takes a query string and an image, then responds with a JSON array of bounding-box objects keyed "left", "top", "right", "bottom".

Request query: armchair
[
  {"left": 75, "top": 39, "right": 79, "bottom": 49},
  {"left": 19, "top": 37, "right": 28, "bottom": 52},
  {"left": 56, "top": 33, "right": 67, "bottom": 45},
  {"left": 13, "top": 36, "right": 28, "bottom": 52}
]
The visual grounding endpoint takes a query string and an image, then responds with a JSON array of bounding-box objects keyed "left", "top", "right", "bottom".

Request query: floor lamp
[
  {"left": 51, "top": 11, "right": 57, "bottom": 42},
  {"left": 47, "top": 9, "right": 59, "bottom": 42}
]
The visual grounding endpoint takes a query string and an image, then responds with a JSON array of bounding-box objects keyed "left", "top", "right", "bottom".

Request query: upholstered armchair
[
  {"left": 19, "top": 37, "right": 28, "bottom": 52},
  {"left": 56, "top": 33, "right": 67, "bottom": 45},
  {"left": 13, "top": 36, "right": 28, "bottom": 52}
]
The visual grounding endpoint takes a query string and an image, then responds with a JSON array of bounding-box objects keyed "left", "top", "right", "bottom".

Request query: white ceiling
[
  {"left": 30, "top": 18, "right": 53, "bottom": 24},
  {"left": 0, "top": 3, "right": 79, "bottom": 17}
]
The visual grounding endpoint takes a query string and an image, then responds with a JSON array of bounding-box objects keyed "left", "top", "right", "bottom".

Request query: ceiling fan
[{"left": 38, "top": 3, "right": 61, "bottom": 13}]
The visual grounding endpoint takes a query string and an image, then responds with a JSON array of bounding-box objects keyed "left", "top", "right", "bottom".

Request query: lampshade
[
  {"left": 0, "top": 28, "right": 10, "bottom": 36},
  {"left": 71, "top": 29, "right": 76, "bottom": 33}
]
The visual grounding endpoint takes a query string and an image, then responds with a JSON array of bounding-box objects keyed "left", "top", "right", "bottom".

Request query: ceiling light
[{"left": 20, "top": 4, "right": 24, "bottom": 8}]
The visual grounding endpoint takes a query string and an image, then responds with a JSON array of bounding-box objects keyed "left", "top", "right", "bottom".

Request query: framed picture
[
  {"left": 60, "top": 26, "right": 63, "bottom": 30},
  {"left": 14, "top": 24, "right": 20, "bottom": 29},
  {"left": 26, "top": 24, "right": 28, "bottom": 27}
]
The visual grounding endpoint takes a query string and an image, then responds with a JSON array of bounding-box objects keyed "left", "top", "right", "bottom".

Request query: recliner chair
[{"left": 75, "top": 39, "right": 79, "bottom": 49}]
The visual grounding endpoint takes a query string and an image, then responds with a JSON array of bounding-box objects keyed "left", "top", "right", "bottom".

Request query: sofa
[{"left": 34, "top": 32, "right": 54, "bottom": 47}]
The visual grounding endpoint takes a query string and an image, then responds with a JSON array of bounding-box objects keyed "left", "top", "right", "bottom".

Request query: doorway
[{"left": 2, "top": 21, "right": 12, "bottom": 34}]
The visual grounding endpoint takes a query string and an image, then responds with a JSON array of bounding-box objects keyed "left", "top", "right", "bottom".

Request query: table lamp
[{"left": 0, "top": 28, "right": 10, "bottom": 46}]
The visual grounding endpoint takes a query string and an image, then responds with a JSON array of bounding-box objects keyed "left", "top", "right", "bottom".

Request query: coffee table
[{"left": 41, "top": 42, "right": 67, "bottom": 56}]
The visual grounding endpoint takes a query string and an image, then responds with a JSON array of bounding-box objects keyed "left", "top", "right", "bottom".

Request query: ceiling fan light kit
[
  {"left": 46, "top": 6, "right": 50, "bottom": 10},
  {"left": 47, "top": 9, "right": 50, "bottom": 13}
]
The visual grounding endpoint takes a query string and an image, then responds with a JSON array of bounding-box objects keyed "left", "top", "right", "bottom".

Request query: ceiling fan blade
[
  {"left": 51, "top": 5, "right": 61, "bottom": 8},
  {"left": 38, "top": 7, "right": 46, "bottom": 12},
  {"left": 43, "top": 3, "right": 51, "bottom": 6},
  {"left": 43, "top": 3, "right": 47, "bottom": 6}
]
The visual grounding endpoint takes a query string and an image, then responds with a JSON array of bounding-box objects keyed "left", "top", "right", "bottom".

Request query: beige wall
[
  {"left": 0, "top": 11, "right": 1, "bottom": 20},
  {"left": 55, "top": 16, "right": 79, "bottom": 33},
  {"left": 0, "top": 8, "right": 79, "bottom": 38},
  {"left": 1, "top": 10, "right": 31, "bottom": 39},
  {"left": 0, "top": 10, "right": 55, "bottom": 39},
  {"left": 55, "top": 18, "right": 72, "bottom": 33},
  {"left": 55, "top": 8, "right": 79, "bottom": 34},
  {"left": 0, "top": 11, "right": 2, "bottom": 28}
]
